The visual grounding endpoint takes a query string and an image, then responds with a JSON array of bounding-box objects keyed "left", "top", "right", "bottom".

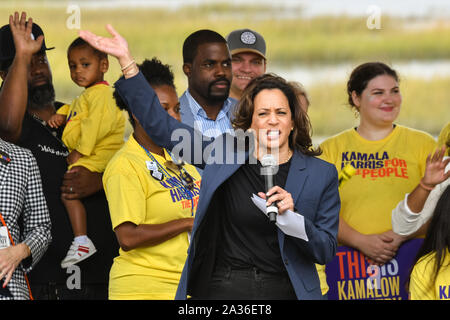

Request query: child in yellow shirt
[{"left": 48, "top": 37, "right": 125, "bottom": 268}]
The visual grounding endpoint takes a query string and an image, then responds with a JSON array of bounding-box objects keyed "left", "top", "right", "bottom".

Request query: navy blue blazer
[{"left": 115, "top": 73, "right": 340, "bottom": 300}]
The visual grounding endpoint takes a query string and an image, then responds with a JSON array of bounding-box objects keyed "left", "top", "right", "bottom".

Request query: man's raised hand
[{"left": 9, "top": 12, "right": 43, "bottom": 58}]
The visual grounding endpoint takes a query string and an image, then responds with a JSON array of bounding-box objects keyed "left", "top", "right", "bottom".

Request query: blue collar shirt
[{"left": 180, "top": 89, "right": 236, "bottom": 138}]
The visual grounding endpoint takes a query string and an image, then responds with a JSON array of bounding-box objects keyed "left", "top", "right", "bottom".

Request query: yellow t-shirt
[
  {"left": 410, "top": 250, "right": 450, "bottom": 300},
  {"left": 60, "top": 82, "right": 125, "bottom": 172},
  {"left": 103, "top": 135, "right": 201, "bottom": 300},
  {"left": 320, "top": 125, "right": 436, "bottom": 234},
  {"left": 437, "top": 122, "right": 450, "bottom": 156}
]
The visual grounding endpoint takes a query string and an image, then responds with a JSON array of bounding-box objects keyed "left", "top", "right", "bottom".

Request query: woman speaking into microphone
[{"left": 79, "top": 25, "right": 340, "bottom": 300}]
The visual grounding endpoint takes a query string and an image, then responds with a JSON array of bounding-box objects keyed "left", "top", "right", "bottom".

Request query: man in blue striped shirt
[{"left": 179, "top": 30, "right": 237, "bottom": 138}]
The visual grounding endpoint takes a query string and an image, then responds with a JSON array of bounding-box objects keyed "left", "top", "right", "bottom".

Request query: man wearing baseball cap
[
  {"left": 0, "top": 20, "right": 54, "bottom": 71},
  {"left": 0, "top": 12, "right": 117, "bottom": 300},
  {"left": 226, "top": 28, "right": 267, "bottom": 100}
]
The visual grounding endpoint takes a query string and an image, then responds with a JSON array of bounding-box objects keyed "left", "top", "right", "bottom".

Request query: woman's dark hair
[
  {"left": 347, "top": 62, "right": 399, "bottom": 110},
  {"left": 233, "top": 73, "right": 321, "bottom": 157},
  {"left": 409, "top": 185, "right": 450, "bottom": 288},
  {"left": 113, "top": 57, "right": 176, "bottom": 127}
]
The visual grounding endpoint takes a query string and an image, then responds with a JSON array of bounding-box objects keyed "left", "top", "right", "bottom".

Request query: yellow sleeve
[
  {"left": 416, "top": 131, "right": 438, "bottom": 176},
  {"left": 56, "top": 104, "right": 70, "bottom": 116},
  {"left": 319, "top": 137, "right": 338, "bottom": 165},
  {"left": 76, "top": 87, "right": 120, "bottom": 156},
  {"left": 409, "top": 259, "right": 436, "bottom": 300},
  {"left": 437, "top": 122, "right": 450, "bottom": 154},
  {"left": 103, "top": 162, "right": 147, "bottom": 230}
]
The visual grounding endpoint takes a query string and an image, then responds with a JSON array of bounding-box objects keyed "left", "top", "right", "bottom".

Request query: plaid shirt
[{"left": 0, "top": 139, "right": 51, "bottom": 300}]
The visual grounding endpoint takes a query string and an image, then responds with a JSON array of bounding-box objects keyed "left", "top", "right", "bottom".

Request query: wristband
[
  {"left": 123, "top": 66, "right": 139, "bottom": 78},
  {"left": 419, "top": 180, "right": 434, "bottom": 191},
  {"left": 120, "top": 60, "right": 136, "bottom": 71}
]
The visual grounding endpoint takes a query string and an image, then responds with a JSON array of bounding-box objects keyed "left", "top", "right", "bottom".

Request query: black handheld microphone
[{"left": 261, "top": 154, "right": 278, "bottom": 223}]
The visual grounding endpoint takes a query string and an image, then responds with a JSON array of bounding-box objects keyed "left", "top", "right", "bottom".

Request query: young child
[{"left": 48, "top": 37, "right": 125, "bottom": 268}]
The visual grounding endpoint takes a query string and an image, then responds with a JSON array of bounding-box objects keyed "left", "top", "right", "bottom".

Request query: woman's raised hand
[
  {"left": 79, "top": 24, "right": 133, "bottom": 67},
  {"left": 422, "top": 145, "right": 450, "bottom": 188}
]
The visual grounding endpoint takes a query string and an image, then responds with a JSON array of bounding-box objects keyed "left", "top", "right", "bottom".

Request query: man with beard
[
  {"left": 0, "top": 12, "right": 117, "bottom": 299},
  {"left": 179, "top": 29, "right": 236, "bottom": 138}
]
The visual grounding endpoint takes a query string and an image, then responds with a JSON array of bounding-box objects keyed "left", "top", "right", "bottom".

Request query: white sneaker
[{"left": 61, "top": 238, "right": 97, "bottom": 269}]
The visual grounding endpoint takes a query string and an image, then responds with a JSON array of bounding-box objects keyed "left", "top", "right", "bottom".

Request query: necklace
[
  {"left": 256, "top": 149, "right": 293, "bottom": 165},
  {"left": 280, "top": 149, "right": 293, "bottom": 164},
  {"left": 139, "top": 143, "right": 195, "bottom": 216}
]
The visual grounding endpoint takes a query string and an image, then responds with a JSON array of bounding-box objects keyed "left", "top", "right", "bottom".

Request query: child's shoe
[{"left": 61, "top": 237, "right": 97, "bottom": 268}]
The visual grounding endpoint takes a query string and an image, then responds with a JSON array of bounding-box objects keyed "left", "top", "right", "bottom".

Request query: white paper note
[{"left": 251, "top": 194, "right": 308, "bottom": 242}]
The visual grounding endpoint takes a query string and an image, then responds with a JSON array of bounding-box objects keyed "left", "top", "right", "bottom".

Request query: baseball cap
[
  {"left": 226, "top": 28, "right": 266, "bottom": 60},
  {"left": 0, "top": 22, "right": 54, "bottom": 62}
]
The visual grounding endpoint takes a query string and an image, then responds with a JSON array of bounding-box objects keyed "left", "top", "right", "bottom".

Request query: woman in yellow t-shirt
[
  {"left": 103, "top": 58, "right": 201, "bottom": 300},
  {"left": 320, "top": 62, "right": 437, "bottom": 266},
  {"left": 409, "top": 185, "right": 450, "bottom": 300}
]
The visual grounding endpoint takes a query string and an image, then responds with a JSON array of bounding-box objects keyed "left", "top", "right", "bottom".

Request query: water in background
[
  {"left": 12, "top": 0, "right": 450, "bottom": 18},
  {"left": 271, "top": 60, "right": 450, "bottom": 87}
]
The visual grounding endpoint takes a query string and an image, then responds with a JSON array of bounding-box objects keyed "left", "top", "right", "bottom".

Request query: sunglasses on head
[{"left": 165, "top": 160, "right": 195, "bottom": 191}]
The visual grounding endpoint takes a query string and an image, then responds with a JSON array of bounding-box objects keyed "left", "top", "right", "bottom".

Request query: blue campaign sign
[{"left": 325, "top": 238, "right": 423, "bottom": 300}]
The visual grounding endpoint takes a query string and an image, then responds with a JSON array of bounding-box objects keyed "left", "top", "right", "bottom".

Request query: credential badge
[{"left": 146, "top": 160, "right": 164, "bottom": 181}]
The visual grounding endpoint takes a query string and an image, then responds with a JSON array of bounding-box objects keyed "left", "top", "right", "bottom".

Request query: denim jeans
[{"left": 200, "top": 266, "right": 297, "bottom": 300}]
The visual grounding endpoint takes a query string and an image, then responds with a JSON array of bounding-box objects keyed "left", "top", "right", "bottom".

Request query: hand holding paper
[{"left": 251, "top": 194, "right": 308, "bottom": 241}]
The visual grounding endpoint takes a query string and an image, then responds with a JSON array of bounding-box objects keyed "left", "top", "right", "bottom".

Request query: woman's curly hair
[
  {"left": 232, "top": 73, "right": 321, "bottom": 157},
  {"left": 113, "top": 57, "right": 175, "bottom": 127}
]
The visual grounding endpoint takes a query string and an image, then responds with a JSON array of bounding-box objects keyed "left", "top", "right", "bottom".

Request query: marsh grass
[{"left": 0, "top": 5, "right": 448, "bottom": 136}]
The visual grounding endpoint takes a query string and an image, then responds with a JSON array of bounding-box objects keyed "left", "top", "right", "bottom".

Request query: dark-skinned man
[
  {"left": 179, "top": 29, "right": 236, "bottom": 138},
  {"left": 0, "top": 12, "right": 117, "bottom": 300}
]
